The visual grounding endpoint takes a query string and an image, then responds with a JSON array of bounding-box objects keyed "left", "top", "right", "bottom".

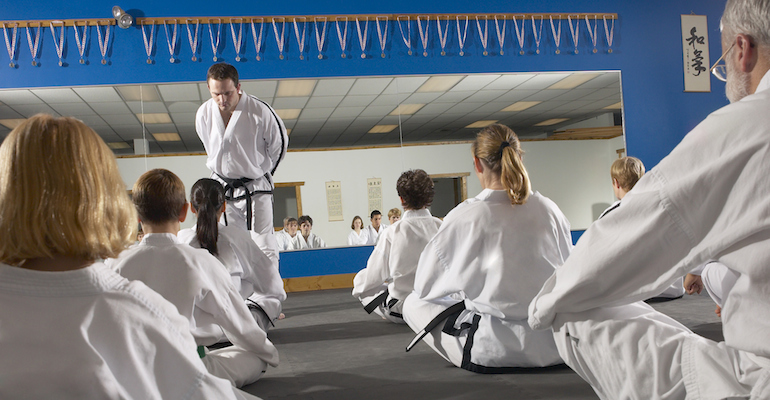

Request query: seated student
[
  {"left": 348, "top": 215, "right": 370, "bottom": 246},
  {"left": 107, "top": 169, "right": 279, "bottom": 388},
  {"left": 179, "top": 178, "right": 287, "bottom": 332},
  {"left": 684, "top": 261, "right": 739, "bottom": 317},
  {"left": 387, "top": 208, "right": 401, "bottom": 225},
  {"left": 601, "top": 156, "right": 684, "bottom": 300},
  {"left": 364, "top": 210, "right": 385, "bottom": 244},
  {"left": 277, "top": 217, "right": 299, "bottom": 250},
  {"left": 295, "top": 215, "right": 327, "bottom": 249},
  {"left": 352, "top": 169, "right": 442, "bottom": 324},
  {"left": 403, "top": 124, "right": 571, "bottom": 372},
  {"left": 0, "top": 114, "right": 245, "bottom": 399}
]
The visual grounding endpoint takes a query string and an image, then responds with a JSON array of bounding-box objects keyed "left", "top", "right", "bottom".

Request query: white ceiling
[{"left": 0, "top": 71, "right": 621, "bottom": 155}]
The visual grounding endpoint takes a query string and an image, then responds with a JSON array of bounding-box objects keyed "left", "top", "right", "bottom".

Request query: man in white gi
[
  {"left": 196, "top": 62, "right": 289, "bottom": 266},
  {"left": 352, "top": 169, "right": 443, "bottom": 323},
  {"left": 528, "top": 0, "right": 770, "bottom": 397},
  {"left": 364, "top": 210, "right": 385, "bottom": 245}
]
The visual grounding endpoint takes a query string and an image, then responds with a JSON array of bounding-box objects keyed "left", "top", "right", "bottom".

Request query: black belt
[
  {"left": 405, "top": 300, "right": 465, "bottom": 352},
  {"left": 247, "top": 299, "right": 275, "bottom": 328},
  {"left": 215, "top": 173, "right": 273, "bottom": 231},
  {"left": 363, "top": 289, "right": 390, "bottom": 314}
]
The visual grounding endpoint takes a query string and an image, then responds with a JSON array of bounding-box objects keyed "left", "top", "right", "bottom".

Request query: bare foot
[{"left": 278, "top": 313, "right": 286, "bottom": 320}]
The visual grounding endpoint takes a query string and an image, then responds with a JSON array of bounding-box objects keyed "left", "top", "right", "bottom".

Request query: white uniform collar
[
  {"left": 140, "top": 232, "right": 181, "bottom": 246},
  {"left": 402, "top": 208, "right": 432, "bottom": 219},
  {"left": 756, "top": 69, "right": 770, "bottom": 94}
]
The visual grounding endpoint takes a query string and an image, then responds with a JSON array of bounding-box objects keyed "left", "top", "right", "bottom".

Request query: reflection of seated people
[
  {"left": 364, "top": 210, "right": 385, "bottom": 244},
  {"left": 276, "top": 217, "right": 298, "bottom": 250},
  {"left": 684, "top": 261, "right": 739, "bottom": 317},
  {"left": 387, "top": 208, "right": 401, "bottom": 225},
  {"left": 108, "top": 169, "right": 278, "bottom": 388},
  {"left": 600, "top": 156, "right": 684, "bottom": 300},
  {"left": 352, "top": 169, "right": 442, "bottom": 324},
  {"left": 295, "top": 215, "right": 327, "bottom": 249},
  {"left": 348, "top": 215, "right": 369, "bottom": 246}
]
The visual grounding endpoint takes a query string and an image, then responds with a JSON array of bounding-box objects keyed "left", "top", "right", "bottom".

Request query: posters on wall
[
  {"left": 681, "top": 15, "right": 711, "bottom": 92},
  {"left": 325, "top": 181, "right": 343, "bottom": 221}
]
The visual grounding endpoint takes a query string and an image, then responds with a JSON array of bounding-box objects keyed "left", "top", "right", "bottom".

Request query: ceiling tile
[
  {"left": 12, "top": 104, "right": 59, "bottom": 117},
  {"left": 158, "top": 83, "right": 202, "bottom": 102},
  {"left": 306, "top": 95, "right": 344, "bottom": 108},
  {"left": 30, "top": 88, "right": 81, "bottom": 103},
  {"left": 299, "top": 108, "right": 334, "bottom": 120},
  {"left": 167, "top": 102, "right": 201, "bottom": 113},
  {"left": 126, "top": 101, "right": 167, "bottom": 113},
  {"left": 0, "top": 90, "right": 43, "bottom": 105},
  {"left": 451, "top": 74, "right": 501, "bottom": 91},
  {"left": 348, "top": 77, "right": 392, "bottom": 95},
  {"left": 312, "top": 78, "right": 355, "bottom": 96},
  {"left": 49, "top": 102, "right": 96, "bottom": 116},
  {"left": 339, "top": 95, "right": 376, "bottom": 107},
  {"left": 73, "top": 86, "right": 123, "bottom": 102},
  {"left": 90, "top": 102, "right": 132, "bottom": 115},
  {"left": 241, "top": 81, "right": 278, "bottom": 98},
  {"left": 272, "top": 97, "right": 309, "bottom": 109}
]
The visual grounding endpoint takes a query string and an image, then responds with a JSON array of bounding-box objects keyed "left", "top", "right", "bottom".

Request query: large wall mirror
[{"left": 0, "top": 71, "right": 623, "bottom": 248}]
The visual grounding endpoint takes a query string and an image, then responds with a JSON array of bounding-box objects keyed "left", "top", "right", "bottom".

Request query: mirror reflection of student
[
  {"left": 364, "top": 210, "right": 385, "bottom": 244},
  {"left": 295, "top": 215, "right": 326, "bottom": 249},
  {"left": 348, "top": 216, "right": 370, "bottom": 246}
]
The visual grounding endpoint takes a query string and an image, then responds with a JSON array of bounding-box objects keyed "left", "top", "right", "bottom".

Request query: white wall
[{"left": 116, "top": 137, "right": 623, "bottom": 246}]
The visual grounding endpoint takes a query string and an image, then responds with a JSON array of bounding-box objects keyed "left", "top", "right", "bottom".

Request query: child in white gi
[
  {"left": 348, "top": 215, "right": 370, "bottom": 246},
  {"left": 179, "top": 178, "right": 287, "bottom": 332},
  {"left": 296, "top": 215, "right": 327, "bottom": 249},
  {"left": 364, "top": 210, "right": 385, "bottom": 244},
  {"left": 0, "top": 115, "right": 249, "bottom": 400},
  {"left": 601, "top": 156, "right": 684, "bottom": 299},
  {"left": 353, "top": 169, "right": 443, "bottom": 323},
  {"left": 403, "top": 124, "right": 570, "bottom": 372},
  {"left": 108, "top": 169, "right": 279, "bottom": 388}
]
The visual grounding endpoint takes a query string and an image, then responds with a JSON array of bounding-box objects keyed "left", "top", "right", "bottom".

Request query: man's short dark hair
[
  {"left": 207, "top": 63, "right": 239, "bottom": 87},
  {"left": 298, "top": 215, "right": 313, "bottom": 226},
  {"left": 397, "top": 169, "right": 434, "bottom": 210},
  {"left": 370, "top": 210, "right": 382, "bottom": 219}
]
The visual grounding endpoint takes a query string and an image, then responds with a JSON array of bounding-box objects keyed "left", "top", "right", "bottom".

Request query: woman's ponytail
[{"left": 190, "top": 178, "right": 225, "bottom": 255}]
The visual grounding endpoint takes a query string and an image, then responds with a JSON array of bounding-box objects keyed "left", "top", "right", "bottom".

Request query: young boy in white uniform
[
  {"left": 196, "top": 62, "right": 288, "bottom": 267},
  {"left": 295, "top": 215, "right": 327, "bottom": 249},
  {"left": 277, "top": 217, "right": 299, "bottom": 250},
  {"left": 353, "top": 169, "right": 443, "bottom": 323},
  {"left": 108, "top": 169, "right": 279, "bottom": 388},
  {"left": 529, "top": 1, "right": 770, "bottom": 397},
  {"left": 0, "top": 115, "right": 251, "bottom": 400},
  {"left": 364, "top": 210, "right": 385, "bottom": 245},
  {"left": 600, "top": 156, "right": 684, "bottom": 299},
  {"left": 179, "top": 178, "right": 286, "bottom": 332}
]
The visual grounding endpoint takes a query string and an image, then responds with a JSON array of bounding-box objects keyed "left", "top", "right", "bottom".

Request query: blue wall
[{"left": 1, "top": 0, "right": 729, "bottom": 168}]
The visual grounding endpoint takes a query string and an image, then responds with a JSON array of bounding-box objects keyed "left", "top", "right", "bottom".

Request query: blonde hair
[
  {"left": 472, "top": 124, "right": 530, "bottom": 205},
  {"left": 0, "top": 114, "right": 136, "bottom": 265},
  {"left": 610, "top": 157, "right": 646, "bottom": 191},
  {"left": 388, "top": 208, "right": 402, "bottom": 219}
]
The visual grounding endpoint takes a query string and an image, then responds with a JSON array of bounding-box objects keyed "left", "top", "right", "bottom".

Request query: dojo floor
[{"left": 242, "top": 288, "right": 723, "bottom": 399}]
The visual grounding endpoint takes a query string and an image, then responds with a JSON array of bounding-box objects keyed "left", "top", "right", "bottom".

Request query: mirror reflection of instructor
[{"left": 196, "top": 63, "right": 288, "bottom": 267}]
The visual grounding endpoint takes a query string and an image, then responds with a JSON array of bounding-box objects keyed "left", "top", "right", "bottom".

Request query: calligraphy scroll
[
  {"left": 681, "top": 15, "right": 711, "bottom": 92},
  {"left": 326, "top": 181, "right": 344, "bottom": 221},
  {"left": 367, "top": 178, "right": 382, "bottom": 215}
]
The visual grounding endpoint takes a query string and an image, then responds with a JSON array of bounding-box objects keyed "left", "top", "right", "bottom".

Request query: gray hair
[{"left": 721, "top": 0, "right": 770, "bottom": 49}]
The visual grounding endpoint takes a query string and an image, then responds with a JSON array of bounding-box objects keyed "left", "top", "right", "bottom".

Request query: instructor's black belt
[{"left": 215, "top": 173, "right": 273, "bottom": 231}]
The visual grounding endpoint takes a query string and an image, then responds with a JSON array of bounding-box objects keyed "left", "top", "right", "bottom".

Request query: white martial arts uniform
[
  {"left": 179, "top": 223, "right": 287, "bottom": 331},
  {"left": 108, "top": 233, "right": 279, "bottom": 387},
  {"left": 295, "top": 232, "right": 327, "bottom": 249},
  {"left": 352, "top": 208, "right": 442, "bottom": 323},
  {"left": 403, "top": 190, "right": 570, "bottom": 372},
  {"left": 0, "top": 262, "right": 254, "bottom": 400},
  {"left": 347, "top": 229, "right": 369, "bottom": 246},
  {"left": 599, "top": 199, "right": 685, "bottom": 299},
  {"left": 275, "top": 229, "right": 290, "bottom": 250},
  {"left": 364, "top": 224, "right": 385, "bottom": 245},
  {"left": 529, "top": 71, "right": 770, "bottom": 399},
  {"left": 196, "top": 91, "right": 288, "bottom": 266},
  {"left": 690, "top": 261, "right": 739, "bottom": 308}
]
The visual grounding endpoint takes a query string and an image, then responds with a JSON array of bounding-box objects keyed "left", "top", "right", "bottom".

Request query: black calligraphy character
[
  {"left": 686, "top": 27, "right": 705, "bottom": 49},
  {"left": 691, "top": 49, "right": 706, "bottom": 76}
]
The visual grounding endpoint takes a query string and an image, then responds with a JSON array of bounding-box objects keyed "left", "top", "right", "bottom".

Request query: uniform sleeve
[
  {"left": 352, "top": 230, "right": 393, "bottom": 298},
  {"left": 237, "top": 236, "right": 286, "bottom": 303},
  {"left": 195, "top": 103, "right": 209, "bottom": 145},
  {"left": 259, "top": 101, "right": 288, "bottom": 176},
  {"left": 194, "top": 257, "right": 279, "bottom": 367}
]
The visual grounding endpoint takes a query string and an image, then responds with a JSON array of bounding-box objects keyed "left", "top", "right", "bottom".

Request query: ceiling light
[
  {"left": 135, "top": 113, "right": 172, "bottom": 123},
  {"left": 465, "top": 120, "right": 498, "bottom": 129},
  {"left": 152, "top": 132, "right": 181, "bottom": 141},
  {"left": 389, "top": 104, "right": 425, "bottom": 116},
  {"left": 108, "top": 141, "right": 130, "bottom": 149},
  {"left": 604, "top": 102, "right": 623, "bottom": 109},
  {"left": 276, "top": 80, "right": 317, "bottom": 97},
  {"left": 118, "top": 85, "right": 161, "bottom": 101},
  {"left": 368, "top": 125, "right": 398, "bottom": 133},
  {"left": 275, "top": 109, "right": 301, "bottom": 120},
  {"left": 416, "top": 76, "right": 464, "bottom": 92},
  {"left": 501, "top": 101, "right": 542, "bottom": 112},
  {"left": 0, "top": 119, "right": 26, "bottom": 129},
  {"left": 547, "top": 73, "right": 600, "bottom": 90},
  {"left": 534, "top": 118, "right": 570, "bottom": 126}
]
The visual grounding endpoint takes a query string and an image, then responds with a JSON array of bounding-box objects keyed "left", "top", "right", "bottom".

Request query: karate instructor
[{"left": 196, "top": 63, "right": 288, "bottom": 266}]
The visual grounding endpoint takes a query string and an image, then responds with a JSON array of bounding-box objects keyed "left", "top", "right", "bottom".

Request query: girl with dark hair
[
  {"left": 179, "top": 178, "right": 286, "bottom": 331},
  {"left": 402, "top": 124, "right": 572, "bottom": 372}
]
